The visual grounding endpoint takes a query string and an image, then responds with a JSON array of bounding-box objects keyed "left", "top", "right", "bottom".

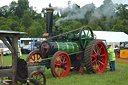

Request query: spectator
[{"left": 108, "top": 45, "right": 116, "bottom": 71}]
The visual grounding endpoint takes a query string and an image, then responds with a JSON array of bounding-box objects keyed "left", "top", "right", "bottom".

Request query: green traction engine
[{"left": 26, "top": 8, "right": 108, "bottom": 78}]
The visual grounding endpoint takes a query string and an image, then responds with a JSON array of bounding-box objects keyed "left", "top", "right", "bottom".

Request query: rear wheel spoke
[{"left": 98, "top": 60, "right": 104, "bottom": 66}]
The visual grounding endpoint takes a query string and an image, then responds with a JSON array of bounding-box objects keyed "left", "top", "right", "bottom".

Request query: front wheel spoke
[
  {"left": 58, "top": 56, "right": 62, "bottom": 63},
  {"left": 31, "top": 56, "right": 35, "bottom": 61},
  {"left": 36, "top": 55, "right": 39, "bottom": 60},
  {"left": 39, "top": 75, "right": 42, "bottom": 79},
  {"left": 55, "top": 60, "right": 59, "bottom": 64},
  {"left": 36, "top": 75, "right": 37, "bottom": 79},
  {"left": 63, "top": 61, "right": 67, "bottom": 64},
  {"left": 65, "top": 65, "right": 67, "bottom": 68},
  {"left": 62, "top": 68, "right": 66, "bottom": 73},
  {"left": 56, "top": 68, "right": 61, "bottom": 75},
  {"left": 61, "top": 68, "right": 64, "bottom": 74},
  {"left": 63, "top": 57, "right": 66, "bottom": 63},
  {"left": 37, "top": 55, "right": 41, "bottom": 60},
  {"left": 55, "top": 63, "right": 60, "bottom": 67},
  {"left": 34, "top": 54, "right": 36, "bottom": 60}
]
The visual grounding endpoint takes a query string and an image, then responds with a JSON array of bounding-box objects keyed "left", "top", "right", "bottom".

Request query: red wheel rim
[
  {"left": 27, "top": 51, "right": 43, "bottom": 75},
  {"left": 53, "top": 52, "right": 70, "bottom": 77},
  {"left": 28, "top": 51, "right": 42, "bottom": 64},
  {"left": 91, "top": 41, "right": 108, "bottom": 73}
]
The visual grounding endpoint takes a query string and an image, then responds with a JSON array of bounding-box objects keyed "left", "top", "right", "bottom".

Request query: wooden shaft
[
  {"left": 0, "top": 49, "right": 3, "bottom": 66},
  {"left": 0, "top": 49, "right": 4, "bottom": 81},
  {"left": 12, "top": 36, "right": 18, "bottom": 85}
]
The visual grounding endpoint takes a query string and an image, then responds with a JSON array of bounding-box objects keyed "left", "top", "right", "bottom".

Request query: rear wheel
[
  {"left": 51, "top": 51, "right": 70, "bottom": 77},
  {"left": 84, "top": 40, "right": 108, "bottom": 73}
]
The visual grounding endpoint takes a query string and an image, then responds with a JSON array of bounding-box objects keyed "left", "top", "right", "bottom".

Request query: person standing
[{"left": 108, "top": 45, "right": 116, "bottom": 71}]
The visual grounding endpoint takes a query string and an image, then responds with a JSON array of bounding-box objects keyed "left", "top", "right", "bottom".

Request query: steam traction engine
[{"left": 26, "top": 8, "right": 108, "bottom": 77}]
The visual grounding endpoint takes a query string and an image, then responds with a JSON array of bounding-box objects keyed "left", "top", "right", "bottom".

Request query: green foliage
[
  {"left": 28, "top": 20, "right": 44, "bottom": 37},
  {"left": 0, "top": 0, "right": 128, "bottom": 38},
  {"left": 16, "top": 0, "right": 29, "bottom": 18},
  {"left": 21, "top": 10, "right": 33, "bottom": 29},
  {"left": 0, "top": 25, "right": 11, "bottom": 30}
]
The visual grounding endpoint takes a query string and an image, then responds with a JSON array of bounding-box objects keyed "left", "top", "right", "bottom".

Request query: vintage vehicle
[
  {"left": 0, "top": 40, "right": 11, "bottom": 55},
  {"left": 117, "top": 42, "right": 128, "bottom": 58},
  {"left": 26, "top": 7, "right": 108, "bottom": 78},
  {"left": 21, "top": 42, "right": 41, "bottom": 54}
]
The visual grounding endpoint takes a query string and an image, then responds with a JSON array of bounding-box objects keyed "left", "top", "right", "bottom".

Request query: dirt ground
[{"left": 116, "top": 58, "right": 128, "bottom": 64}]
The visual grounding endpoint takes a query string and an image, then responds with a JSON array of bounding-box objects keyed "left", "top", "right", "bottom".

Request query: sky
[{"left": 0, "top": 0, "right": 128, "bottom": 13}]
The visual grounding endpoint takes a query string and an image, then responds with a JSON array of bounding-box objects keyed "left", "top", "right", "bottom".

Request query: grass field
[{"left": 0, "top": 54, "right": 128, "bottom": 85}]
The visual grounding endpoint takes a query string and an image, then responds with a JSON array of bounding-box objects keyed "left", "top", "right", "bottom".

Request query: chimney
[{"left": 46, "top": 8, "right": 54, "bottom": 34}]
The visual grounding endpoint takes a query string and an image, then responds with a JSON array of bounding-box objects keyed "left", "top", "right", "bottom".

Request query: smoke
[
  {"left": 92, "top": 4, "right": 116, "bottom": 18},
  {"left": 55, "top": 2, "right": 117, "bottom": 26},
  {"left": 55, "top": 3, "right": 95, "bottom": 26}
]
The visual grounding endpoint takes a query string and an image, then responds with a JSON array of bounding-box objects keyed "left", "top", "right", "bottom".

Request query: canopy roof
[{"left": 93, "top": 31, "right": 128, "bottom": 43}]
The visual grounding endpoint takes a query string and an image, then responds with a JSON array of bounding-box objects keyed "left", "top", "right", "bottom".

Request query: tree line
[{"left": 0, "top": 0, "right": 128, "bottom": 38}]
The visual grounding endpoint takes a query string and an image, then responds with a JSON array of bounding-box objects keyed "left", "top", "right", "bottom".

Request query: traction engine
[{"left": 26, "top": 8, "right": 108, "bottom": 77}]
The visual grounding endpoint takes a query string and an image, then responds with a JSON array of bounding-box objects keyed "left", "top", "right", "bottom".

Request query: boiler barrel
[{"left": 40, "top": 41, "right": 80, "bottom": 56}]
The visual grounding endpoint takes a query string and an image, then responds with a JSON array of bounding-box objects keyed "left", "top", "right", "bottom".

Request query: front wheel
[
  {"left": 51, "top": 51, "right": 70, "bottom": 77},
  {"left": 26, "top": 50, "right": 43, "bottom": 64}
]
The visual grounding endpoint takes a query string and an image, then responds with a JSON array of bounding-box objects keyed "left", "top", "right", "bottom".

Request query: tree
[
  {"left": 95, "top": 26, "right": 103, "bottom": 31},
  {"left": 9, "top": 1, "right": 18, "bottom": 15},
  {"left": 28, "top": 21, "right": 44, "bottom": 37},
  {"left": 112, "top": 24, "right": 124, "bottom": 32},
  {"left": 16, "top": 0, "right": 29, "bottom": 17},
  {"left": 0, "top": 5, "right": 9, "bottom": 17},
  {"left": 116, "top": 4, "right": 128, "bottom": 19},
  {"left": 88, "top": 19, "right": 99, "bottom": 30},
  {"left": 21, "top": 10, "right": 33, "bottom": 29},
  {"left": 0, "top": 25, "right": 11, "bottom": 30},
  {"left": 20, "top": 26, "right": 26, "bottom": 32},
  {"left": 7, "top": 16, "right": 20, "bottom": 31}
]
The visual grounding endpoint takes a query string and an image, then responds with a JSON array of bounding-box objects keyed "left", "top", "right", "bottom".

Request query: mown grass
[{"left": 0, "top": 54, "right": 128, "bottom": 85}]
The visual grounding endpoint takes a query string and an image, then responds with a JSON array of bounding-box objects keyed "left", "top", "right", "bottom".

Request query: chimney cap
[
  {"left": 46, "top": 8, "right": 54, "bottom": 12},
  {"left": 49, "top": 3, "right": 52, "bottom": 7},
  {"left": 46, "top": 3, "right": 54, "bottom": 12}
]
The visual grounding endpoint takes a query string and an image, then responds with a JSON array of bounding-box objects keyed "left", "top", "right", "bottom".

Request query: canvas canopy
[{"left": 93, "top": 31, "right": 128, "bottom": 46}]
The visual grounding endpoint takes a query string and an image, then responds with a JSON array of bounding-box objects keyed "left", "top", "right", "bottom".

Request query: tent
[{"left": 92, "top": 31, "right": 128, "bottom": 47}]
